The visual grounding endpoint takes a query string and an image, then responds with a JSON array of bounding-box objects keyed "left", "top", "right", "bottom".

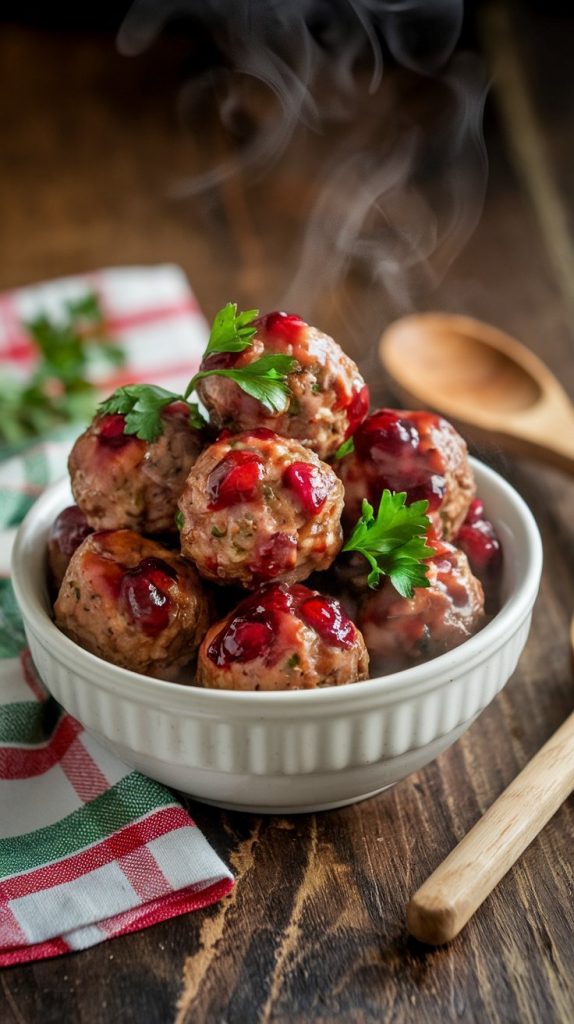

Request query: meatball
[
  {"left": 178, "top": 429, "right": 344, "bottom": 588},
  {"left": 455, "top": 498, "right": 503, "bottom": 613},
  {"left": 54, "top": 530, "right": 210, "bottom": 679},
  {"left": 68, "top": 402, "right": 205, "bottom": 535},
  {"left": 47, "top": 505, "right": 94, "bottom": 592},
  {"left": 197, "top": 582, "right": 369, "bottom": 691},
  {"left": 196, "top": 311, "right": 369, "bottom": 460},
  {"left": 337, "top": 408, "right": 475, "bottom": 539},
  {"left": 356, "top": 538, "right": 485, "bottom": 675},
  {"left": 455, "top": 499, "right": 502, "bottom": 578}
]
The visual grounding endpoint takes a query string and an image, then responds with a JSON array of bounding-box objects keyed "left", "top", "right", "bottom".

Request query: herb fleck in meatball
[
  {"left": 196, "top": 311, "right": 369, "bottom": 460},
  {"left": 357, "top": 537, "right": 485, "bottom": 675},
  {"left": 197, "top": 582, "right": 369, "bottom": 690},
  {"left": 178, "top": 429, "right": 344, "bottom": 588},
  {"left": 337, "top": 408, "right": 475, "bottom": 539},
  {"left": 54, "top": 530, "right": 209, "bottom": 679},
  {"left": 68, "top": 403, "right": 205, "bottom": 535}
]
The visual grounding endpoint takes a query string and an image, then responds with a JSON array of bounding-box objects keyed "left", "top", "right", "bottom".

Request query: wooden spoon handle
[{"left": 407, "top": 713, "right": 574, "bottom": 945}]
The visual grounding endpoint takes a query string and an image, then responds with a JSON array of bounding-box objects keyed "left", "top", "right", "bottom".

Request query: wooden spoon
[
  {"left": 407, "top": 704, "right": 574, "bottom": 945},
  {"left": 408, "top": 609, "right": 574, "bottom": 945},
  {"left": 379, "top": 313, "right": 574, "bottom": 475}
]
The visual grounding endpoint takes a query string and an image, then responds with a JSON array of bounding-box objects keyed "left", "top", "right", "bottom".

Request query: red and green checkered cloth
[{"left": 0, "top": 267, "right": 233, "bottom": 966}]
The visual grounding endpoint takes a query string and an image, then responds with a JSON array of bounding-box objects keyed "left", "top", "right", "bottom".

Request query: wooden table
[{"left": 2, "top": 6, "right": 574, "bottom": 1021}]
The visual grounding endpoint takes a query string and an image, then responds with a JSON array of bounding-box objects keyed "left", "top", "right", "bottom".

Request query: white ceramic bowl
[{"left": 11, "top": 460, "right": 542, "bottom": 813}]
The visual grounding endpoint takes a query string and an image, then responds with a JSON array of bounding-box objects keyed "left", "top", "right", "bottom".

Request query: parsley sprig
[
  {"left": 343, "top": 490, "right": 434, "bottom": 598},
  {"left": 184, "top": 302, "right": 297, "bottom": 415},
  {"left": 185, "top": 352, "right": 297, "bottom": 415},
  {"left": 202, "top": 302, "right": 259, "bottom": 358},
  {"left": 0, "top": 292, "right": 125, "bottom": 447},
  {"left": 98, "top": 302, "right": 299, "bottom": 442},
  {"left": 99, "top": 384, "right": 206, "bottom": 441},
  {"left": 334, "top": 436, "right": 355, "bottom": 460}
]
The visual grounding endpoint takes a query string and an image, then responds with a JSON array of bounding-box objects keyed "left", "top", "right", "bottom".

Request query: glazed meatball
[
  {"left": 196, "top": 311, "right": 369, "bottom": 460},
  {"left": 47, "top": 506, "right": 93, "bottom": 592},
  {"left": 455, "top": 498, "right": 503, "bottom": 613},
  {"left": 178, "top": 429, "right": 344, "bottom": 588},
  {"left": 68, "top": 402, "right": 205, "bottom": 535},
  {"left": 337, "top": 408, "right": 475, "bottom": 539},
  {"left": 197, "top": 582, "right": 369, "bottom": 691},
  {"left": 54, "top": 530, "right": 210, "bottom": 679},
  {"left": 357, "top": 538, "right": 485, "bottom": 675},
  {"left": 455, "top": 499, "right": 502, "bottom": 578}
]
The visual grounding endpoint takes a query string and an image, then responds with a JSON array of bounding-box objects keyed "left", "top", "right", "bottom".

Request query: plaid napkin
[{"left": 0, "top": 267, "right": 233, "bottom": 966}]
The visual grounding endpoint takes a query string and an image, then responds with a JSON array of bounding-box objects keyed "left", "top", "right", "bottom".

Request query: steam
[
  {"left": 117, "top": 1, "right": 468, "bottom": 193},
  {"left": 283, "top": 55, "right": 488, "bottom": 317},
  {"left": 117, "top": 0, "right": 487, "bottom": 328}
]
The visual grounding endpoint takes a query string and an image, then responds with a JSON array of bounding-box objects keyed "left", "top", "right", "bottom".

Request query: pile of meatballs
[{"left": 50, "top": 310, "right": 502, "bottom": 691}]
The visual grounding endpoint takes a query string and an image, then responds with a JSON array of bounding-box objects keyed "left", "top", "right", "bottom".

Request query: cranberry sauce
[
  {"left": 119, "top": 557, "right": 177, "bottom": 637},
  {"left": 249, "top": 533, "right": 298, "bottom": 583},
  {"left": 97, "top": 414, "right": 133, "bottom": 450},
  {"left": 343, "top": 384, "right": 370, "bottom": 439},
  {"left": 207, "top": 450, "right": 264, "bottom": 510},
  {"left": 257, "top": 311, "right": 306, "bottom": 343},
  {"left": 207, "top": 583, "right": 357, "bottom": 667},
  {"left": 240, "top": 427, "right": 277, "bottom": 441},
  {"left": 299, "top": 595, "right": 356, "bottom": 649},
  {"left": 49, "top": 506, "right": 93, "bottom": 559},
  {"left": 432, "top": 553, "right": 473, "bottom": 610},
  {"left": 282, "top": 462, "right": 329, "bottom": 516},
  {"left": 208, "top": 617, "right": 274, "bottom": 666},
  {"left": 353, "top": 409, "right": 446, "bottom": 511},
  {"left": 456, "top": 499, "right": 502, "bottom": 576},
  {"left": 161, "top": 401, "right": 194, "bottom": 424}
]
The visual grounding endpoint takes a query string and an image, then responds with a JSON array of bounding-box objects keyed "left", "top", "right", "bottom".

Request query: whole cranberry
[
  {"left": 282, "top": 462, "right": 329, "bottom": 516},
  {"left": 354, "top": 410, "right": 419, "bottom": 462},
  {"left": 207, "top": 450, "right": 264, "bottom": 510},
  {"left": 119, "top": 557, "right": 176, "bottom": 636},
  {"left": 97, "top": 414, "right": 131, "bottom": 449},
  {"left": 258, "top": 311, "right": 306, "bottom": 343}
]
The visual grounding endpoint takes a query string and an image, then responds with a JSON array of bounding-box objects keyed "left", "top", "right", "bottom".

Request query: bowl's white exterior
[{"left": 11, "top": 460, "right": 542, "bottom": 813}]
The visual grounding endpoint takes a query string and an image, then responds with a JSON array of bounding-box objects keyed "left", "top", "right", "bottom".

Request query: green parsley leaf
[
  {"left": 203, "top": 302, "right": 259, "bottom": 358},
  {"left": 187, "top": 403, "right": 208, "bottom": 431},
  {"left": 188, "top": 354, "right": 298, "bottom": 415},
  {"left": 334, "top": 436, "right": 355, "bottom": 460},
  {"left": 0, "top": 291, "right": 125, "bottom": 449},
  {"left": 98, "top": 384, "right": 205, "bottom": 443},
  {"left": 342, "top": 490, "right": 434, "bottom": 598},
  {"left": 185, "top": 302, "right": 298, "bottom": 414},
  {"left": 66, "top": 293, "right": 103, "bottom": 323},
  {"left": 175, "top": 510, "right": 185, "bottom": 531}
]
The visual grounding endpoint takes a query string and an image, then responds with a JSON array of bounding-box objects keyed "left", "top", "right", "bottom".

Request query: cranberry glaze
[
  {"left": 54, "top": 530, "right": 209, "bottom": 679},
  {"left": 195, "top": 311, "right": 369, "bottom": 460},
  {"left": 119, "top": 556, "right": 177, "bottom": 637},
  {"left": 357, "top": 537, "right": 485, "bottom": 675},
  {"left": 178, "top": 430, "right": 344, "bottom": 589},
  {"left": 47, "top": 505, "right": 94, "bottom": 592},
  {"left": 456, "top": 499, "right": 502, "bottom": 575},
  {"left": 68, "top": 404, "right": 205, "bottom": 535},
  {"left": 337, "top": 408, "right": 475, "bottom": 540},
  {"left": 198, "top": 583, "right": 369, "bottom": 691}
]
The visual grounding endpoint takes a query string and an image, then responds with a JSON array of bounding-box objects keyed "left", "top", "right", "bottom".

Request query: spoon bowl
[{"left": 380, "top": 313, "right": 574, "bottom": 474}]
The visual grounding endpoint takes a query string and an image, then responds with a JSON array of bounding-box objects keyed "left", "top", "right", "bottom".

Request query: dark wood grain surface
[{"left": 2, "top": 5, "right": 574, "bottom": 1022}]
